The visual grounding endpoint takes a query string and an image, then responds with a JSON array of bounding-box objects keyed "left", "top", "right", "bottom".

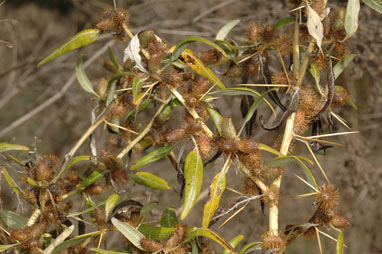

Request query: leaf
[
  {"left": 309, "top": 63, "right": 321, "bottom": 87},
  {"left": 202, "top": 172, "right": 226, "bottom": 228},
  {"left": 238, "top": 88, "right": 277, "bottom": 136},
  {"left": 0, "top": 143, "right": 29, "bottom": 153},
  {"left": 336, "top": 229, "right": 344, "bottom": 254},
  {"left": 183, "top": 228, "right": 235, "bottom": 253},
  {"left": 258, "top": 143, "right": 283, "bottom": 157},
  {"left": 212, "top": 88, "right": 275, "bottom": 116},
  {"left": 333, "top": 54, "right": 355, "bottom": 80},
  {"left": 266, "top": 156, "right": 318, "bottom": 191},
  {"left": 180, "top": 150, "right": 204, "bottom": 220},
  {"left": 123, "top": 33, "right": 147, "bottom": 73},
  {"left": 238, "top": 242, "right": 262, "bottom": 254},
  {"left": 275, "top": 16, "right": 296, "bottom": 29},
  {"left": 160, "top": 208, "right": 178, "bottom": 227},
  {"left": 108, "top": 46, "right": 123, "bottom": 72},
  {"left": 0, "top": 243, "right": 20, "bottom": 253},
  {"left": 105, "top": 194, "right": 120, "bottom": 219},
  {"left": 221, "top": 118, "right": 237, "bottom": 140},
  {"left": 52, "top": 231, "right": 102, "bottom": 253},
  {"left": 181, "top": 49, "right": 225, "bottom": 89},
  {"left": 90, "top": 249, "right": 128, "bottom": 254},
  {"left": 132, "top": 76, "right": 148, "bottom": 105},
  {"left": 362, "top": 0, "right": 382, "bottom": 14},
  {"left": 138, "top": 224, "right": 176, "bottom": 241},
  {"left": 171, "top": 36, "right": 227, "bottom": 63},
  {"left": 131, "top": 145, "right": 173, "bottom": 170},
  {"left": 335, "top": 86, "right": 357, "bottom": 109},
  {"left": 106, "top": 79, "right": 117, "bottom": 107},
  {"left": 215, "top": 19, "right": 241, "bottom": 40},
  {"left": 222, "top": 235, "right": 244, "bottom": 254},
  {"left": 140, "top": 202, "right": 159, "bottom": 217},
  {"left": 68, "top": 200, "right": 106, "bottom": 217},
  {"left": 0, "top": 210, "right": 28, "bottom": 229},
  {"left": 52, "top": 155, "right": 91, "bottom": 182},
  {"left": 343, "top": 0, "right": 360, "bottom": 41},
  {"left": 1, "top": 166, "right": 24, "bottom": 198},
  {"left": 111, "top": 217, "right": 145, "bottom": 250},
  {"left": 38, "top": 29, "right": 100, "bottom": 67},
  {"left": 208, "top": 107, "right": 224, "bottom": 136},
  {"left": 75, "top": 55, "right": 99, "bottom": 98},
  {"left": 78, "top": 169, "right": 106, "bottom": 190},
  {"left": 132, "top": 172, "right": 171, "bottom": 190},
  {"left": 306, "top": 0, "right": 324, "bottom": 49}
]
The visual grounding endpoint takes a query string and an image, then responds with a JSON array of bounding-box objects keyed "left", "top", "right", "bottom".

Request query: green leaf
[
  {"left": 258, "top": 143, "right": 283, "bottom": 156},
  {"left": 68, "top": 200, "right": 106, "bottom": 217},
  {"left": 52, "top": 155, "right": 91, "bottom": 183},
  {"left": 132, "top": 172, "right": 171, "bottom": 190},
  {"left": 0, "top": 210, "right": 28, "bottom": 229},
  {"left": 335, "top": 86, "right": 357, "bottom": 109},
  {"left": 207, "top": 107, "right": 224, "bottom": 136},
  {"left": 275, "top": 16, "right": 296, "bottom": 29},
  {"left": 212, "top": 88, "right": 275, "bottom": 116},
  {"left": 160, "top": 208, "right": 178, "bottom": 227},
  {"left": 336, "top": 229, "right": 344, "bottom": 254},
  {"left": 362, "top": 0, "right": 382, "bottom": 14},
  {"left": 343, "top": 0, "right": 360, "bottom": 41},
  {"left": 75, "top": 55, "right": 99, "bottom": 97},
  {"left": 79, "top": 170, "right": 106, "bottom": 189},
  {"left": 215, "top": 19, "right": 240, "bottom": 40},
  {"left": 138, "top": 224, "right": 176, "bottom": 241},
  {"left": 90, "top": 249, "right": 128, "bottom": 254},
  {"left": 0, "top": 243, "right": 20, "bottom": 252},
  {"left": 111, "top": 218, "right": 145, "bottom": 250},
  {"left": 52, "top": 231, "right": 102, "bottom": 253},
  {"left": 222, "top": 235, "right": 244, "bottom": 254},
  {"left": 140, "top": 202, "right": 159, "bottom": 217},
  {"left": 0, "top": 143, "right": 29, "bottom": 153},
  {"left": 309, "top": 63, "right": 320, "bottom": 88},
  {"left": 38, "top": 29, "right": 100, "bottom": 67},
  {"left": 108, "top": 46, "right": 123, "bottom": 72},
  {"left": 131, "top": 145, "right": 173, "bottom": 170},
  {"left": 132, "top": 76, "right": 148, "bottom": 105},
  {"left": 125, "top": 98, "right": 152, "bottom": 122},
  {"left": 1, "top": 166, "right": 24, "bottom": 198},
  {"left": 238, "top": 88, "right": 277, "bottom": 136},
  {"left": 180, "top": 150, "right": 204, "bottom": 220},
  {"left": 238, "top": 242, "right": 262, "bottom": 254},
  {"left": 202, "top": 172, "right": 226, "bottom": 228},
  {"left": 105, "top": 194, "right": 120, "bottom": 219},
  {"left": 106, "top": 80, "right": 117, "bottom": 107},
  {"left": 333, "top": 54, "right": 355, "bottom": 80},
  {"left": 183, "top": 228, "right": 235, "bottom": 252}
]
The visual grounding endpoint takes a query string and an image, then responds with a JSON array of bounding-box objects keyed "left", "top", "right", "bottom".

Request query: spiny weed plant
[{"left": 1, "top": 0, "right": 381, "bottom": 253}]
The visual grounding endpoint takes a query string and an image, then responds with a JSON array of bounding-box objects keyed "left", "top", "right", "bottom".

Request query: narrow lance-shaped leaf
[
  {"left": 333, "top": 54, "right": 355, "bottom": 80},
  {"left": 222, "top": 235, "right": 244, "bottom": 254},
  {"left": 105, "top": 194, "right": 120, "bottom": 219},
  {"left": 131, "top": 145, "right": 173, "bottom": 170},
  {"left": 343, "top": 0, "right": 360, "bottom": 41},
  {"left": 275, "top": 16, "right": 296, "bottom": 30},
  {"left": 108, "top": 46, "right": 123, "bottom": 72},
  {"left": 132, "top": 76, "right": 148, "bottom": 105},
  {"left": 0, "top": 143, "right": 29, "bottom": 153},
  {"left": 75, "top": 55, "right": 100, "bottom": 98},
  {"left": 180, "top": 150, "right": 204, "bottom": 220},
  {"left": 0, "top": 210, "right": 28, "bottom": 229},
  {"left": 138, "top": 224, "right": 176, "bottom": 241},
  {"left": 52, "top": 155, "right": 91, "bottom": 183},
  {"left": 0, "top": 243, "right": 20, "bottom": 253},
  {"left": 215, "top": 19, "right": 240, "bottom": 40},
  {"left": 202, "top": 171, "right": 226, "bottom": 228},
  {"left": 1, "top": 167, "right": 24, "bottom": 198},
  {"left": 160, "top": 208, "right": 178, "bottom": 227},
  {"left": 362, "top": 0, "right": 382, "bottom": 14},
  {"left": 90, "top": 249, "right": 128, "bottom": 254},
  {"left": 181, "top": 49, "right": 225, "bottom": 89},
  {"left": 183, "top": 228, "right": 235, "bottom": 253},
  {"left": 111, "top": 218, "right": 145, "bottom": 250},
  {"left": 238, "top": 242, "right": 262, "bottom": 254},
  {"left": 208, "top": 107, "right": 224, "bottom": 136},
  {"left": 38, "top": 29, "right": 100, "bottom": 67},
  {"left": 306, "top": 0, "right": 324, "bottom": 50},
  {"left": 52, "top": 231, "right": 102, "bottom": 254},
  {"left": 132, "top": 172, "right": 171, "bottom": 190}
]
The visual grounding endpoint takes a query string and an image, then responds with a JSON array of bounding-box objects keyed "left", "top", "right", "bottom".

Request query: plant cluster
[{"left": 1, "top": 0, "right": 380, "bottom": 253}]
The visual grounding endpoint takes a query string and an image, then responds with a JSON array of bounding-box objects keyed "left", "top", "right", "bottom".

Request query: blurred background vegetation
[{"left": 0, "top": 0, "right": 381, "bottom": 253}]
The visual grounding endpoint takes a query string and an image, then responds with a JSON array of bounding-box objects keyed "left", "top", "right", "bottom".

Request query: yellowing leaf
[
  {"left": 132, "top": 172, "right": 171, "bottom": 190},
  {"left": 38, "top": 29, "right": 100, "bottom": 67},
  {"left": 130, "top": 145, "right": 173, "bottom": 170},
  {"left": 180, "top": 150, "right": 203, "bottom": 220},
  {"left": 0, "top": 143, "right": 29, "bottom": 153},
  {"left": 180, "top": 49, "right": 225, "bottom": 89},
  {"left": 183, "top": 228, "right": 235, "bottom": 253},
  {"left": 222, "top": 235, "right": 244, "bottom": 254},
  {"left": 202, "top": 172, "right": 226, "bottom": 228},
  {"left": 306, "top": 0, "right": 324, "bottom": 49}
]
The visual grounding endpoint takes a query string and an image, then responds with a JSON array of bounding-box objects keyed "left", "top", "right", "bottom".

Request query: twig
[{"left": 43, "top": 225, "right": 74, "bottom": 254}]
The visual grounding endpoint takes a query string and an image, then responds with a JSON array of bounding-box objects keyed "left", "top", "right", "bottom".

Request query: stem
[
  {"left": 296, "top": 40, "right": 316, "bottom": 88},
  {"left": 293, "top": 21, "right": 300, "bottom": 79},
  {"left": 116, "top": 97, "right": 172, "bottom": 160}
]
